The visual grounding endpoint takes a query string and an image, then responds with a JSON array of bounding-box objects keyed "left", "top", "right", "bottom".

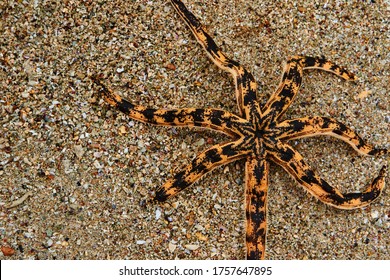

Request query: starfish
[{"left": 92, "top": 0, "right": 388, "bottom": 259}]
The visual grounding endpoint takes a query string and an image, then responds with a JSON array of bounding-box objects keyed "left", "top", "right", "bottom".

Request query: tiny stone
[
  {"left": 168, "top": 242, "right": 176, "bottom": 253},
  {"left": 93, "top": 151, "right": 102, "bottom": 158},
  {"left": 137, "top": 140, "right": 144, "bottom": 148},
  {"left": 73, "top": 145, "right": 84, "bottom": 159},
  {"left": 371, "top": 210, "right": 379, "bottom": 219},
  {"left": 23, "top": 157, "right": 32, "bottom": 165},
  {"left": 47, "top": 239, "right": 53, "bottom": 247},
  {"left": 21, "top": 90, "right": 30, "bottom": 98},
  {"left": 119, "top": 125, "right": 127, "bottom": 135},
  {"left": 166, "top": 63, "right": 176, "bottom": 71},
  {"left": 195, "top": 138, "right": 205, "bottom": 146},
  {"left": 63, "top": 159, "right": 72, "bottom": 174},
  {"left": 93, "top": 160, "right": 103, "bottom": 169},
  {"left": 184, "top": 244, "right": 199, "bottom": 251},
  {"left": 375, "top": 219, "right": 383, "bottom": 227},
  {"left": 172, "top": 202, "right": 179, "bottom": 209},
  {"left": 194, "top": 224, "right": 204, "bottom": 231},
  {"left": 156, "top": 209, "right": 162, "bottom": 220}
]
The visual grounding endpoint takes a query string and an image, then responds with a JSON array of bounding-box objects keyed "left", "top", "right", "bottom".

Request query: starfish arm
[
  {"left": 245, "top": 156, "right": 269, "bottom": 260},
  {"left": 300, "top": 56, "right": 357, "bottom": 80},
  {"left": 170, "top": 0, "right": 258, "bottom": 118},
  {"left": 262, "top": 56, "right": 356, "bottom": 120},
  {"left": 277, "top": 116, "right": 388, "bottom": 156},
  {"left": 155, "top": 140, "right": 250, "bottom": 201},
  {"left": 92, "top": 78, "right": 248, "bottom": 137},
  {"left": 268, "top": 142, "right": 387, "bottom": 209}
]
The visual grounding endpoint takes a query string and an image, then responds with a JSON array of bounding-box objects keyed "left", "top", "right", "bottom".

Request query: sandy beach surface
[{"left": 1, "top": 0, "right": 389, "bottom": 259}]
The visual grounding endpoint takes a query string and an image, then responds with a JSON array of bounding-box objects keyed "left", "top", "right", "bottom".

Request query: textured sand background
[{"left": 1, "top": 0, "right": 389, "bottom": 260}]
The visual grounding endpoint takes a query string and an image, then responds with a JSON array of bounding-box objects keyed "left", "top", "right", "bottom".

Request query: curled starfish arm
[
  {"left": 262, "top": 56, "right": 356, "bottom": 119},
  {"left": 300, "top": 56, "right": 357, "bottom": 81},
  {"left": 92, "top": 77, "right": 247, "bottom": 137},
  {"left": 277, "top": 116, "right": 388, "bottom": 156},
  {"left": 245, "top": 157, "right": 269, "bottom": 260},
  {"left": 170, "top": 0, "right": 258, "bottom": 117},
  {"left": 155, "top": 140, "right": 250, "bottom": 201},
  {"left": 269, "top": 142, "right": 387, "bottom": 209}
]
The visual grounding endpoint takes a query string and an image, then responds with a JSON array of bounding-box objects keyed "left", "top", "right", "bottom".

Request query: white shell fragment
[
  {"left": 184, "top": 244, "right": 199, "bottom": 251},
  {"left": 155, "top": 209, "right": 162, "bottom": 220}
]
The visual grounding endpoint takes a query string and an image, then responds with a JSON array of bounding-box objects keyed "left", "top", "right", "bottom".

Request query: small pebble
[
  {"left": 195, "top": 138, "right": 205, "bottom": 146},
  {"left": 47, "top": 239, "right": 53, "bottom": 247},
  {"left": 155, "top": 209, "right": 162, "bottom": 220},
  {"left": 93, "top": 160, "right": 103, "bottom": 169},
  {"left": 172, "top": 202, "right": 180, "bottom": 209},
  {"left": 93, "top": 151, "right": 102, "bottom": 158},
  {"left": 1, "top": 246, "right": 15, "bottom": 256},
  {"left": 168, "top": 242, "right": 176, "bottom": 253},
  {"left": 184, "top": 244, "right": 199, "bottom": 251},
  {"left": 73, "top": 145, "right": 84, "bottom": 159},
  {"left": 119, "top": 125, "right": 127, "bottom": 135}
]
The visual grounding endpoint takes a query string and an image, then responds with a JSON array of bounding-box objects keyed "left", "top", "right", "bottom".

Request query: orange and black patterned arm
[
  {"left": 155, "top": 140, "right": 250, "bottom": 201},
  {"left": 245, "top": 157, "right": 269, "bottom": 260},
  {"left": 92, "top": 77, "right": 248, "bottom": 137},
  {"left": 262, "top": 56, "right": 356, "bottom": 120},
  {"left": 277, "top": 116, "right": 388, "bottom": 156},
  {"left": 170, "top": 0, "right": 258, "bottom": 118},
  {"left": 269, "top": 142, "right": 386, "bottom": 209}
]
